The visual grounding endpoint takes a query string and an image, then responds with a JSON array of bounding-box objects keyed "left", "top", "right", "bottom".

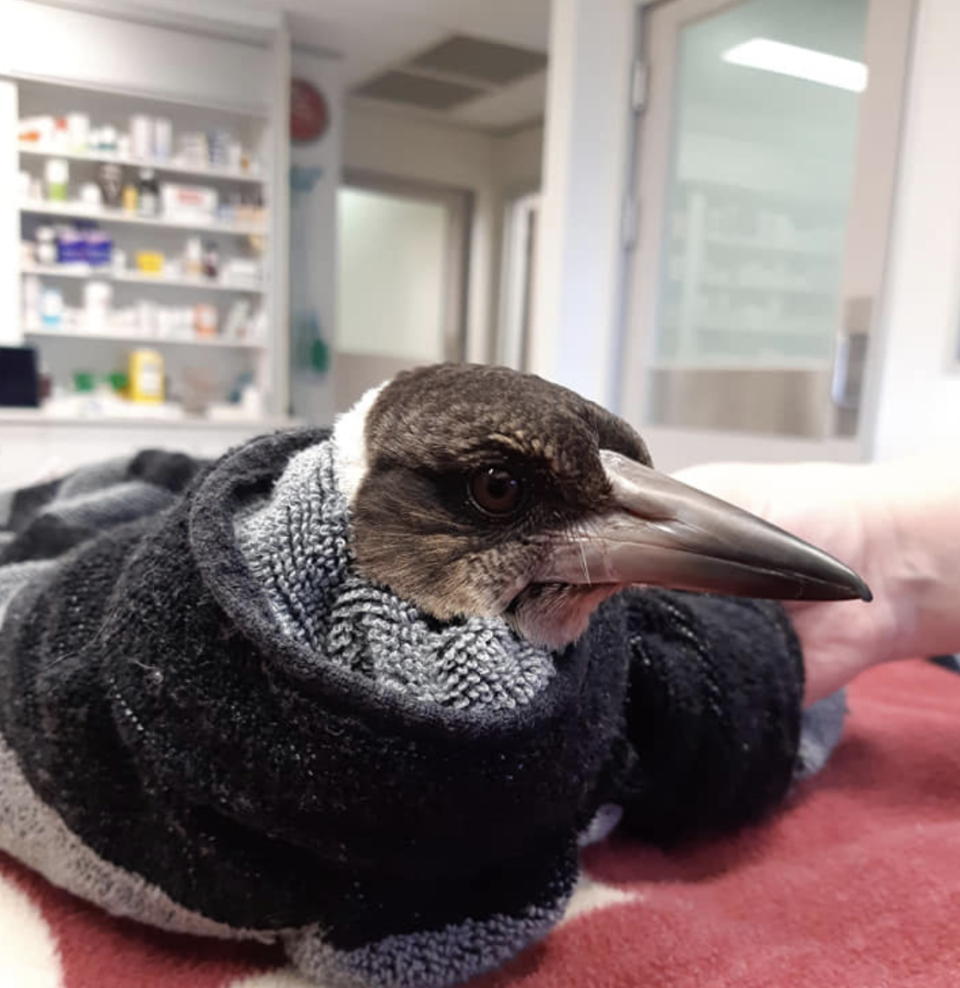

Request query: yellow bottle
[{"left": 128, "top": 349, "right": 165, "bottom": 404}]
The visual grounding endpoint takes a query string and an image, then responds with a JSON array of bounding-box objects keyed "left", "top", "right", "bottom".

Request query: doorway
[
  {"left": 335, "top": 171, "right": 471, "bottom": 410},
  {"left": 620, "top": 0, "right": 915, "bottom": 464}
]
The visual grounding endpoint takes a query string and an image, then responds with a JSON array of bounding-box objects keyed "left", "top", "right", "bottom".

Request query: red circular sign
[{"left": 290, "top": 78, "right": 329, "bottom": 144}]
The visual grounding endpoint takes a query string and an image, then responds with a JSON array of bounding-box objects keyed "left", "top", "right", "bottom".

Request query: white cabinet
[
  {"left": 0, "top": 1, "right": 302, "bottom": 434},
  {"left": 12, "top": 75, "right": 279, "bottom": 421}
]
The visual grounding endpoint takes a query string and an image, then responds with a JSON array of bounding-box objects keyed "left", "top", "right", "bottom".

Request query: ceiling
[
  {"left": 59, "top": 0, "right": 550, "bottom": 131},
  {"left": 260, "top": 0, "right": 551, "bottom": 131}
]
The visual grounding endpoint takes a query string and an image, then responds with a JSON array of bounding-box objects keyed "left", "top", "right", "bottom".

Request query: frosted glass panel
[
  {"left": 337, "top": 188, "right": 447, "bottom": 362},
  {"left": 655, "top": 0, "right": 868, "bottom": 368}
]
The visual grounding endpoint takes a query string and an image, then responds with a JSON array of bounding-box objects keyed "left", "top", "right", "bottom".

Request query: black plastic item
[
  {"left": 0, "top": 347, "right": 40, "bottom": 407},
  {"left": 930, "top": 655, "right": 960, "bottom": 675}
]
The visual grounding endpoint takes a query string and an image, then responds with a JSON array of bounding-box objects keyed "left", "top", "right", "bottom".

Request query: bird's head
[{"left": 333, "top": 364, "right": 870, "bottom": 650}]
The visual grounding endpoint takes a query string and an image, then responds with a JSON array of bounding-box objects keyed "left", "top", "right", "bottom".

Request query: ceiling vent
[
  {"left": 353, "top": 71, "right": 485, "bottom": 111},
  {"left": 353, "top": 34, "right": 548, "bottom": 113},
  {"left": 409, "top": 35, "right": 548, "bottom": 86}
]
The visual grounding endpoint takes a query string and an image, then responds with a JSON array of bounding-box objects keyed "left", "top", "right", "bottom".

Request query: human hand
[{"left": 673, "top": 456, "right": 960, "bottom": 706}]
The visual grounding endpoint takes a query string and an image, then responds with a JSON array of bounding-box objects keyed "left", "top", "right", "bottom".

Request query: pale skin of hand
[{"left": 674, "top": 453, "right": 960, "bottom": 707}]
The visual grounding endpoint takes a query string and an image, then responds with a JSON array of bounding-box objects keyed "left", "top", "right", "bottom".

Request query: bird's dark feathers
[{"left": 351, "top": 364, "right": 651, "bottom": 626}]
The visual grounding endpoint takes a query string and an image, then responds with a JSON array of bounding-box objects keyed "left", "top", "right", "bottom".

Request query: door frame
[{"left": 497, "top": 191, "right": 540, "bottom": 372}]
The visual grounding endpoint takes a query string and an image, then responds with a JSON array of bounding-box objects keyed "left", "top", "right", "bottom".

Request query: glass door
[{"left": 620, "top": 0, "right": 914, "bottom": 463}]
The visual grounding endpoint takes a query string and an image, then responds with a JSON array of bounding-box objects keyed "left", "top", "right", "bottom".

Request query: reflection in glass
[{"left": 654, "top": 0, "right": 868, "bottom": 372}]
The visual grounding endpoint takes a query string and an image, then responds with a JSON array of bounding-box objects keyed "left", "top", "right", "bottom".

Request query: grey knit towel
[{"left": 235, "top": 441, "right": 556, "bottom": 712}]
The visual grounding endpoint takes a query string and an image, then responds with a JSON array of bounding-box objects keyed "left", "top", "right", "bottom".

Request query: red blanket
[{"left": 3, "top": 659, "right": 957, "bottom": 988}]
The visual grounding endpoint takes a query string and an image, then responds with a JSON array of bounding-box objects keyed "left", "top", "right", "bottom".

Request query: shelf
[
  {"left": 686, "top": 327, "right": 825, "bottom": 339},
  {"left": 14, "top": 75, "right": 269, "bottom": 120},
  {"left": 21, "top": 263, "right": 264, "bottom": 294},
  {"left": 0, "top": 407, "right": 296, "bottom": 430},
  {"left": 650, "top": 359, "right": 832, "bottom": 373},
  {"left": 24, "top": 327, "right": 265, "bottom": 349},
  {"left": 702, "top": 235, "right": 836, "bottom": 258},
  {"left": 18, "top": 144, "right": 265, "bottom": 185},
  {"left": 668, "top": 276, "right": 834, "bottom": 298},
  {"left": 20, "top": 201, "right": 267, "bottom": 237},
  {"left": 677, "top": 176, "right": 846, "bottom": 211},
  {"left": 662, "top": 320, "right": 829, "bottom": 338}
]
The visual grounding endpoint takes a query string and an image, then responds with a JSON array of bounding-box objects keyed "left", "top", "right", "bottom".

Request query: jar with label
[
  {"left": 79, "top": 182, "right": 102, "bottom": 208},
  {"left": 137, "top": 168, "right": 159, "bottom": 217},
  {"left": 122, "top": 182, "right": 138, "bottom": 214},
  {"left": 98, "top": 163, "right": 123, "bottom": 208},
  {"left": 194, "top": 303, "right": 218, "bottom": 338},
  {"left": 128, "top": 350, "right": 165, "bottom": 404},
  {"left": 40, "top": 287, "right": 64, "bottom": 327},
  {"left": 83, "top": 280, "right": 112, "bottom": 331},
  {"left": 154, "top": 118, "right": 173, "bottom": 161},
  {"left": 203, "top": 241, "right": 220, "bottom": 279},
  {"left": 184, "top": 237, "right": 203, "bottom": 278},
  {"left": 130, "top": 116, "right": 153, "bottom": 160},
  {"left": 45, "top": 158, "right": 69, "bottom": 201},
  {"left": 35, "top": 227, "right": 57, "bottom": 266}
]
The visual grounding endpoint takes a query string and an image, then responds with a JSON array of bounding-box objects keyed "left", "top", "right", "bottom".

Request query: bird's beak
[{"left": 534, "top": 450, "right": 871, "bottom": 602}]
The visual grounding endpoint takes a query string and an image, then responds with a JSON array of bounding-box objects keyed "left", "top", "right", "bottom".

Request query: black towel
[{"left": 0, "top": 429, "right": 820, "bottom": 988}]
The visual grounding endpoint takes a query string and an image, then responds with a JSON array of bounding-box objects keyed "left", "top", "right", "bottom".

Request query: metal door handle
[{"left": 832, "top": 297, "right": 872, "bottom": 411}]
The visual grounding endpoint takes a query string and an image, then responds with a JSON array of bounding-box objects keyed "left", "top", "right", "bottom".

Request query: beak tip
[{"left": 859, "top": 582, "right": 874, "bottom": 603}]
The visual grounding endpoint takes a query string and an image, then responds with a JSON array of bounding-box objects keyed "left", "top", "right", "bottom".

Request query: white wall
[
  {"left": 530, "top": 0, "right": 635, "bottom": 406},
  {"left": 337, "top": 188, "right": 447, "bottom": 361},
  {"left": 289, "top": 46, "right": 342, "bottom": 426},
  {"left": 865, "top": 0, "right": 960, "bottom": 460},
  {"left": 494, "top": 124, "right": 544, "bottom": 195},
  {"left": 2, "top": 0, "right": 272, "bottom": 112},
  {"left": 343, "top": 104, "right": 499, "bottom": 364}
]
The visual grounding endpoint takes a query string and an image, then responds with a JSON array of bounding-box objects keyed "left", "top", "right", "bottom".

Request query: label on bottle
[
  {"left": 139, "top": 192, "right": 158, "bottom": 217},
  {"left": 141, "top": 365, "right": 162, "bottom": 396}
]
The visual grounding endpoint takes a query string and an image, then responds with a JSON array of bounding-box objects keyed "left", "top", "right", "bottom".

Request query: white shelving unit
[
  {"left": 22, "top": 262, "right": 265, "bottom": 294},
  {"left": 11, "top": 73, "right": 283, "bottom": 423},
  {"left": 19, "top": 201, "right": 267, "bottom": 236},
  {"left": 24, "top": 327, "right": 265, "bottom": 349},
  {"left": 19, "top": 143, "right": 264, "bottom": 184}
]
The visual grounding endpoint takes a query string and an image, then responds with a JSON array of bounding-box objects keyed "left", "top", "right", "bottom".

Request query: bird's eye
[{"left": 469, "top": 466, "right": 524, "bottom": 517}]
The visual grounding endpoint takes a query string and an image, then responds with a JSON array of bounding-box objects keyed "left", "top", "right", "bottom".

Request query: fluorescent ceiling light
[{"left": 722, "top": 38, "right": 868, "bottom": 92}]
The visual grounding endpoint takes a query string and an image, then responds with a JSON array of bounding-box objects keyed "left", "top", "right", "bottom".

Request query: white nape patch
[{"left": 331, "top": 382, "right": 388, "bottom": 506}]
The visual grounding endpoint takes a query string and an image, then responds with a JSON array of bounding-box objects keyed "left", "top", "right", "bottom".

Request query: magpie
[{"left": 333, "top": 362, "right": 870, "bottom": 649}]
